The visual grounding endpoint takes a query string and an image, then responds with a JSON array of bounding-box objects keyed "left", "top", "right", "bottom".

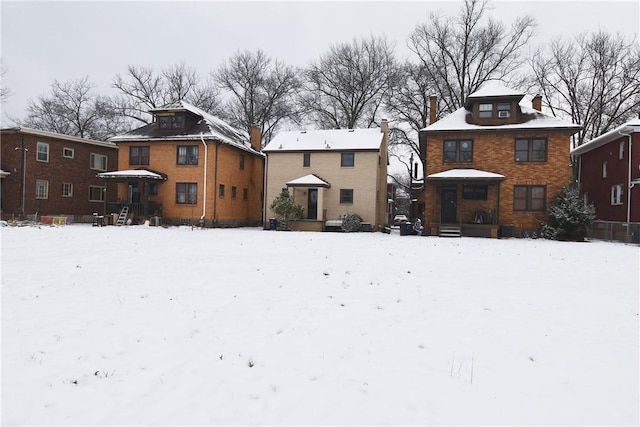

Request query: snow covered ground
[{"left": 1, "top": 224, "right": 638, "bottom": 426}]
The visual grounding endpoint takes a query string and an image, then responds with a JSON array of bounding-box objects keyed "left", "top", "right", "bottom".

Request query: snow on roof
[
  {"left": 1, "top": 127, "right": 116, "bottom": 148},
  {"left": 426, "top": 168, "right": 506, "bottom": 180},
  {"left": 263, "top": 128, "right": 384, "bottom": 152},
  {"left": 286, "top": 174, "right": 331, "bottom": 188},
  {"left": 467, "top": 80, "right": 525, "bottom": 99},
  {"left": 97, "top": 169, "right": 167, "bottom": 180},
  {"left": 110, "top": 101, "right": 262, "bottom": 156},
  {"left": 0, "top": 169, "right": 10, "bottom": 178},
  {"left": 571, "top": 118, "right": 640, "bottom": 155},
  {"left": 421, "top": 98, "right": 581, "bottom": 133}
]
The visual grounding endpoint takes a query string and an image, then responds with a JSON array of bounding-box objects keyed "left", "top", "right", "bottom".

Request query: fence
[{"left": 588, "top": 220, "right": 640, "bottom": 244}]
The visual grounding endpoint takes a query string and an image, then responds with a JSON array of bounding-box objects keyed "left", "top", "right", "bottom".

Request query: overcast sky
[{"left": 1, "top": 0, "right": 638, "bottom": 127}]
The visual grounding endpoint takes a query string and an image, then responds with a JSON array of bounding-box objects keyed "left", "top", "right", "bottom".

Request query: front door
[
  {"left": 307, "top": 188, "right": 318, "bottom": 220},
  {"left": 441, "top": 188, "right": 457, "bottom": 223},
  {"left": 128, "top": 182, "right": 140, "bottom": 204}
]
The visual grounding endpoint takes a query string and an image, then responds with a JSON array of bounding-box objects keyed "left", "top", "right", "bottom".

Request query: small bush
[
  {"left": 540, "top": 184, "right": 595, "bottom": 241},
  {"left": 341, "top": 212, "right": 362, "bottom": 232}
]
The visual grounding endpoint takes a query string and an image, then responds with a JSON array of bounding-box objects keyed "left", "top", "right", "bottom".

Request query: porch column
[{"left": 317, "top": 187, "right": 325, "bottom": 221}]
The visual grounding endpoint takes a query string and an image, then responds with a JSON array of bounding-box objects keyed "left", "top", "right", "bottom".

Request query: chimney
[
  {"left": 250, "top": 124, "right": 261, "bottom": 151},
  {"left": 429, "top": 95, "right": 438, "bottom": 124},
  {"left": 380, "top": 118, "right": 389, "bottom": 135},
  {"left": 532, "top": 94, "right": 542, "bottom": 112}
]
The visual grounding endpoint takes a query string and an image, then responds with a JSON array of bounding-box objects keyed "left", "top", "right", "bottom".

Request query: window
[
  {"left": 36, "top": 142, "right": 49, "bottom": 162},
  {"left": 219, "top": 184, "right": 225, "bottom": 197},
  {"left": 243, "top": 188, "right": 248, "bottom": 200},
  {"left": 443, "top": 140, "right": 473, "bottom": 163},
  {"left": 177, "top": 146, "right": 198, "bottom": 165},
  {"left": 90, "top": 153, "right": 107, "bottom": 171},
  {"left": 88, "top": 186, "right": 105, "bottom": 202},
  {"left": 602, "top": 161, "right": 608, "bottom": 178},
  {"left": 478, "top": 103, "right": 493, "bottom": 118},
  {"left": 63, "top": 147, "right": 74, "bottom": 158},
  {"left": 497, "top": 102, "right": 511, "bottom": 118},
  {"left": 231, "top": 186, "right": 237, "bottom": 199},
  {"left": 159, "top": 115, "right": 183, "bottom": 130},
  {"left": 462, "top": 184, "right": 488, "bottom": 200},
  {"left": 341, "top": 152, "right": 355, "bottom": 167},
  {"left": 611, "top": 184, "right": 624, "bottom": 205},
  {"left": 148, "top": 183, "right": 158, "bottom": 195},
  {"left": 303, "top": 153, "right": 311, "bottom": 167},
  {"left": 340, "top": 189, "right": 354, "bottom": 204},
  {"left": 35, "top": 180, "right": 48, "bottom": 199},
  {"left": 619, "top": 141, "right": 625, "bottom": 160},
  {"left": 514, "top": 185, "right": 546, "bottom": 211},
  {"left": 129, "top": 146, "right": 149, "bottom": 165},
  {"left": 62, "top": 183, "right": 73, "bottom": 197},
  {"left": 239, "top": 154, "right": 245, "bottom": 170},
  {"left": 515, "top": 138, "right": 547, "bottom": 162},
  {"left": 176, "top": 183, "right": 197, "bottom": 204}
]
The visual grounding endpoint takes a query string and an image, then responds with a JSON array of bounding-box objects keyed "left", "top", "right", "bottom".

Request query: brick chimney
[
  {"left": 429, "top": 95, "right": 438, "bottom": 124},
  {"left": 250, "top": 124, "right": 261, "bottom": 151},
  {"left": 532, "top": 94, "right": 542, "bottom": 112},
  {"left": 380, "top": 118, "right": 389, "bottom": 135}
]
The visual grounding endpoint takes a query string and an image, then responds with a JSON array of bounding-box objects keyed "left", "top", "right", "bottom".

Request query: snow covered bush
[
  {"left": 269, "top": 190, "right": 304, "bottom": 230},
  {"left": 341, "top": 212, "right": 362, "bottom": 232},
  {"left": 540, "top": 184, "right": 595, "bottom": 241}
]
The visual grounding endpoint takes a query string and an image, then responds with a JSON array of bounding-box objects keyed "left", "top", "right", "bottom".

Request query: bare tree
[
  {"left": 301, "top": 35, "right": 398, "bottom": 129},
  {"left": 409, "top": 0, "right": 536, "bottom": 114},
  {"left": 214, "top": 49, "right": 300, "bottom": 145},
  {"left": 1, "top": 59, "right": 10, "bottom": 103},
  {"left": 529, "top": 30, "right": 640, "bottom": 147},
  {"left": 112, "top": 62, "right": 220, "bottom": 126},
  {"left": 17, "top": 77, "right": 125, "bottom": 140}
]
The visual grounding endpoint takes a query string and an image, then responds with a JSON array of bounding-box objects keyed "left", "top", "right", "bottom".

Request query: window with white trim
[
  {"left": 176, "top": 183, "right": 197, "bottom": 204},
  {"left": 63, "top": 147, "right": 74, "bottom": 158},
  {"left": 611, "top": 184, "right": 624, "bottom": 205},
  {"left": 90, "top": 153, "right": 107, "bottom": 171},
  {"left": 619, "top": 141, "right": 625, "bottom": 160},
  {"left": 602, "top": 161, "right": 608, "bottom": 178},
  {"left": 478, "top": 103, "right": 493, "bottom": 118},
  {"left": 35, "top": 180, "right": 49, "bottom": 199},
  {"left": 37, "top": 142, "right": 49, "bottom": 162},
  {"left": 62, "top": 183, "right": 73, "bottom": 197}
]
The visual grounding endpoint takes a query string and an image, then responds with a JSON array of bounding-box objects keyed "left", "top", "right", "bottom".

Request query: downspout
[
  {"left": 213, "top": 142, "right": 219, "bottom": 224},
  {"left": 199, "top": 133, "right": 208, "bottom": 224},
  {"left": 619, "top": 129, "right": 633, "bottom": 234}
]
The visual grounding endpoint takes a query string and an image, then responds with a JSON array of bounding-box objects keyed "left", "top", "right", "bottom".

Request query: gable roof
[
  {"left": 571, "top": 118, "right": 640, "bottom": 156},
  {"left": 263, "top": 128, "right": 384, "bottom": 152},
  {"left": 421, "top": 97, "right": 581, "bottom": 134},
  {"left": 286, "top": 174, "right": 331, "bottom": 188},
  {"left": 109, "top": 101, "right": 262, "bottom": 156}
]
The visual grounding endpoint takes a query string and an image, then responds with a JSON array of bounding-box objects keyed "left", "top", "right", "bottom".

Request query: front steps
[{"left": 439, "top": 225, "right": 462, "bottom": 237}]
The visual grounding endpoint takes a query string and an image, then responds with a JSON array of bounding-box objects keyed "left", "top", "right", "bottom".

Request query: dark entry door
[
  {"left": 307, "top": 188, "right": 318, "bottom": 219},
  {"left": 128, "top": 182, "right": 140, "bottom": 204},
  {"left": 441, "top": 188, "right": 457, "bottom": 223}
]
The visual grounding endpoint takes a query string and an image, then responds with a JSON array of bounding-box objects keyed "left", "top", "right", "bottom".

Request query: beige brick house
[
  {"left": 419, "top": 81, "right": 581, "bottom": 237},
  {"left": 263, "top": 122, "right": 389, "bottom": 231}
]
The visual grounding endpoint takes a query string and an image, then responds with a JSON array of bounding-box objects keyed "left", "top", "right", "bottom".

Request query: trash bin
[
  {"left": 269, "top": 218, "right": 278, "bottom": 230},
  {"left": 400, "top": 222, "right": 413, "bottom": 235},
  {"left": 499, "top": 224, "right": 514, "bottom": 238}
]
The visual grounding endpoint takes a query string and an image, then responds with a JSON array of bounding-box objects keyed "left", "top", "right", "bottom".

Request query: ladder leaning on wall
[{"left": 115, "top": 206, "right": 129, "bottom": 226}]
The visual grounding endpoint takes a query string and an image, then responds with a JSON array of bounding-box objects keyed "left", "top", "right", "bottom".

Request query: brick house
[
  {"left": 106, "top": 101, "right": 264, "bottom": 227},
  {"left": 0, "top": 127, "right": 117, "bottom": 221},
  {"left": 419, "top": 81, "right": 581, "bottom": 237},
  {"left": 571, "top": 118, "right": 640, "bottom": 239},
  {"left": 262, "top": 121, "right": 389, "bottom": 231}
]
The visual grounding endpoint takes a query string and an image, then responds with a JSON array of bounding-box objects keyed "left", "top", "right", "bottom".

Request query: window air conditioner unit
[{"left": 498, "top": 111, "right": 510, "bottom": 118}]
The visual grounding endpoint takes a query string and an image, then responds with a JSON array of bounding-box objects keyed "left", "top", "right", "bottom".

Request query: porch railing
[{"left": 106, "top": 202, "right": 162, "bottom": 218}]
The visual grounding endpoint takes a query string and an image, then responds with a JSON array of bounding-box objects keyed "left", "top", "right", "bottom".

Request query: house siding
[
  {"left": 0, "top": 129, "right": 117, "bottom": 219},
  {"left": 576, "top": 132, "right": 640, "bottom": 223}
]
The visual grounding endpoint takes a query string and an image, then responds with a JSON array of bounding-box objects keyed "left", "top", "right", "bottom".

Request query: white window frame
[
  {"left": 602, "top": 161, "right": 608, "bottom": 178},
  {"left": 35, "top": 180, "right": 49, "bottom": 199},
  {"left": 63, "top": 147, "right": 74, "bottom": 159},
  {"left": 619, "top": 141, "right": 625, "bottom": 160},
  {"left": 478, "top": 103, "right": 493, "bottom": 118},
  {"left": 611, "top": 184, "right": 624, "bottom": 205},
  {"left": 62, "top": 183, "right": 73, "bottom": 197},
  {"left": 90, "top": 153, "right": 107, "bottom": 171},
  {"left": 36, "top": 142, "right": 49, "bottom": 162}
]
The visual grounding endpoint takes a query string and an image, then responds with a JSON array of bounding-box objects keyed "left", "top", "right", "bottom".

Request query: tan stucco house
[{"left": 262, "top": 121, "right": 389, "bottom": 231}]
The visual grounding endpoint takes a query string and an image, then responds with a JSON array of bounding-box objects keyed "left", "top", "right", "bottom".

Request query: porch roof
[
  {"left": 0, "top": 169, "right": 10, "bottom": 178},
  {"left": 286, "top": 174, "right": 331, "bottom": 188},
  {"left": 97, "top": 169, "right": 167, "bottom": 181},
  {"left": 426, "top": 168, "right": 506, "bottom": 181}
]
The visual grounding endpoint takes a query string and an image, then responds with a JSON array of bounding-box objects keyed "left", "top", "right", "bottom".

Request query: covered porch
[
  {"left": 425, "top": 169, "right": 505, "bottom": 238},
  {"left": 97, "top": 168, "right": 167, "bottom": 222},
  {"left": 286, "top": 174, "right": 330, "bottom": 232}
]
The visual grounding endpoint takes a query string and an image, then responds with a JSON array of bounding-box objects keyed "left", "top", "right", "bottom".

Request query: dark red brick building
[{"left": 1, "top": 127, "right": 118, "bottom": 220}]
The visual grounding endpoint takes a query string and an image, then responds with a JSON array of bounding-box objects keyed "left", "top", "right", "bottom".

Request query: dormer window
[
  {"left": 158, "top": 114, "right": 184, "bottom": 130},
  {"left": 478, "top": 103, "right": 493, "bottom": 118},
  {"left": 497, "top": 102, "right": 511, "bottom": 118}
]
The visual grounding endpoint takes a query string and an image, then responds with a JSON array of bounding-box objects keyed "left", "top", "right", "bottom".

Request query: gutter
[{"left": 199, "top": 133, "right": 208, "bottom": 223}]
